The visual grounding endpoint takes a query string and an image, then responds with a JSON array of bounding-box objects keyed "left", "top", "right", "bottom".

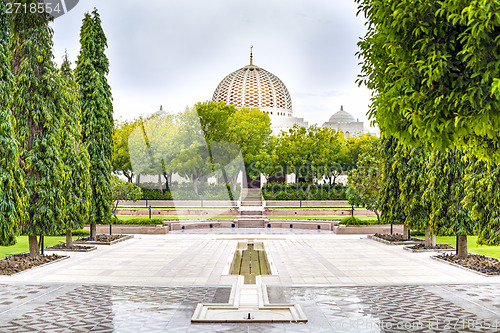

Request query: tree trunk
[
  {"left": 29, "top": 235, "right": 40, "bottom": 257},
  {"left": 306, "top": 179, "right": 313, "bottom": 193},
  {"left": 457, "top": 235, "right": 468, "bottom": 259},
  {"left": 374, "top": 210, "right": 381, "bottom": 223},
  {"left": 124, "top": 172, "right": 133, "bottom": 183},
  {"left": 90, "top": 223, "right": 97, "bottom": 241},
  {"left": 66, "top": 230, "right": 73, "bottom": 248},
  {"left": 194, "top": 177, "right": 199, "bottom": 195},
  {"left": 136, "top": 174, "right": 141, "bottom": 185},
  {"left": 424, "top": 225, "right": 436, "bottom": 248},
  {"left": 157, "top": 174, "right": 163, "bottom": 194},
  {"left": 402, "top": 224, "right": 409, "bottom": 240}
]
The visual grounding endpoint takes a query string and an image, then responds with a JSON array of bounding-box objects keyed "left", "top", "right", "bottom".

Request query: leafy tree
[
  {"left": 59, "top": 56, "right": 92, "bottom": 248},
  {"left": 0, "top": 0, "right": 27, "bottom": 246},
  {"left": 378, "top": 137, "right": 407, "bottom": 234},
  {"left": 424, "top": 149, "right": 474, "bottom": 258},
  {"left": 75, "top": 9, "right": 114, "bottom": 239},
  {"left": 113, "top": 119, "right": 137, "bottom": 183},
  {"left": 228, "top": 108, "right": 272, "bottom": 184},
  {"left": 395, "top": 144, "right": 433, "bottom": 246},
  {"left": 346, "top": 142, "right": 381, "bottom": 222},
  {"left": 273, "top": 125, "right": 338, "bottom": 192},
  {"left": 111, "top": 175, "right": 142, "bottom": 215},
  {"left": 11, "top": 3, "right": 65, "bottom": 256},
  {"left": 464, "top": 159, "right": 500, "bottom": 246},
  {"left": 356, "top": 0, "right": 500, "bottom": 161}
]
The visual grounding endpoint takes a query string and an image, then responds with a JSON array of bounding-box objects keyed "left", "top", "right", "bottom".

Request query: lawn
[
  {"left": 436, "top": 236, "right": 500, "bottom": 260},
  {"left": 0, "top": 236, "right": 77, "bottom": 258},
  {"left": 267, "top": 207, "right": 362, "bottom": 210}
]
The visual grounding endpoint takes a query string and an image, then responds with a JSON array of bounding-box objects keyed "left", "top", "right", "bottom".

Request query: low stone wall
[
  {"left": 84, "top": 224, "right": 169, "bottom": 235},
  {"left": 114, "top": 209, "right": 238, "bottom": 216},
  {"left": 268, "top": 221, "right": 333, "bottom": 231},
  {"left": 265, "top": 200, "right": 350, "bottom": 207},
  {"left": 265, "top": 209, "right": 375, "bottom": 216},
  {"left": 333, "top": 224, "right": 404, "bottom": 235},
  {"left": 118, "top": 200, "right": 237, "bottom": 207}
]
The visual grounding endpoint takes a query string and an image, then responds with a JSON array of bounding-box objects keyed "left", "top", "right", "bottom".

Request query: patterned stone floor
[{"left": 0, "top": 283, "right": 499, "bottom": 332}]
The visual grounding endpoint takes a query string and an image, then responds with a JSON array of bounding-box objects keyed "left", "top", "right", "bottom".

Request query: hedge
[
  {"left": 140, "top": 183, "right": 241, "bottom": 200},
  {"left": 262, "top": 183, "right": 347, "bottom": 200}
]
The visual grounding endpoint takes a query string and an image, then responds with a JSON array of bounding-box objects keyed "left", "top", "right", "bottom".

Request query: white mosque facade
[{"left": 212, "top": 51, "right": 366, "bottom": 135}]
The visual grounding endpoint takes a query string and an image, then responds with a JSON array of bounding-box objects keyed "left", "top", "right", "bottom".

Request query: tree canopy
[{"left": 356, "top": 0, "right": 500, "bottom": 161}]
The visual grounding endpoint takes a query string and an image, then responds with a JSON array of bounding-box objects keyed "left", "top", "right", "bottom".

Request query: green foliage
[
  {"left": 75, "top": 9, "right": 113, "bottom": 224},
  {"left": 140, "top": 183, "right": 241, "bottom": 201},
  {"left": 356, "top": 0, "right": 500, "bottom": 161},
  {"left": 59, "top": 56, "right": 92, "bottom": 232},
  {"left": 11, "top": 2, "right": 65, "bottom": 240},
  {"left": 113, "top": 120, "right": 138, "bottom": 182},
  {"left": 0, "top": 0, "right": 27, "bottom": 246},
  {"left": 464, "top": 158, "right": 500, "bottom": 245},
  {"left": 340, "top": 216, "right": 362, "bottom": 226},
  {"left": 111, "top": 175, "right": 142, "bottom": 213},
  {"left": 270, "top": 125, "right": 344, "bottom": 190},
  {"left": 395, "top": 144, "right": 430, "bottom": 231},
  {"left": 346, "top": 139, "right": 380, "bottom": 218},
  {"left": 262, "top": 183, "right": 347, "bottom": 200},
  {"left": 423, "top": 149, "right": 474, "bottom": 236},
  {"left": 377, "top": 137, "right": 405, "bottom": 225},
  {"left": 114, "top": 217, "right": 164, "bottom": 225},
  {"left": 228, "top": 107, "right": 272, "bottom": 179}
]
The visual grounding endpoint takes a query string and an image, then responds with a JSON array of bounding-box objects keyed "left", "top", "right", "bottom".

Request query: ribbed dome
[
  {"left": 328, "top": 107, "right": 355, "bottom": 123},
  {"left": 212, "top": 63, "right": 293, "bottom": 116}
]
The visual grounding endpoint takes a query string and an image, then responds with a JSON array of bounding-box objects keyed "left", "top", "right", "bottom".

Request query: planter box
[
  {"left": 85, "top": 224, "right": 168, "bottom": 235},
  {"left": 335, "top": 225, "right": 404, "bottom": 235},
  {"left": 115, "top": 209, "right": 237, "bottom": 217},
  {"left": 118, "top": 200, "right": 237, "bottom": 208},
  {"left": 403, "top": 246, "right": 455, "bottom": 253},
  {"left": 367, "top": 234, "right": 423, "bottom": 245},
  {"left": 265, "top": 209, "right": 375, "bottom": 216},
  {"left": 431, "top": 255, "right": 499, "bottom": 277}
]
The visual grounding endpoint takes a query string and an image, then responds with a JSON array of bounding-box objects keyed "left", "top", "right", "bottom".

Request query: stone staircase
[{"left": 234, "top": 189, "right": 269, "bottom": 228}]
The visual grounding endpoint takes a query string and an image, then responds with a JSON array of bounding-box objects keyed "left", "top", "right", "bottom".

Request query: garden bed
[
  {"left": 46, "top": 243, "right": 96, "bottom": 252},
  {"left": 404, "top": 243, "right": 455, "bottom": 252},
  {"left": 368, "top": 233, "right": 424, "bottom": 245},
  {"left": 74, "top": 234, "right": 133, "bottom": 245},
  {"left": 0, "top": 254, "right": 68, "bottom": 275},
  {"left": 433, "top": 253, "right": 500, "bottom": 276}
]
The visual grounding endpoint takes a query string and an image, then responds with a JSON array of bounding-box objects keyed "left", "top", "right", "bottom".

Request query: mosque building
[
  {"left": 212, "top": 49, "right": 365, "bottom": 136},
  {"left": 212, "top": 48, "right": 308, "bottom": 135}
]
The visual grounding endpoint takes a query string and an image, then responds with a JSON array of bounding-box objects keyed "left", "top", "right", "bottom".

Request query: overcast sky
[{"left": 51, "top": 0, "right": 375, "bottom": 130}]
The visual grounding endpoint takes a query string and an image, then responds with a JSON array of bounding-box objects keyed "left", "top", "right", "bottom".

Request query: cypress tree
[
  {"left": 424, "top": 149, "right": 474, "bottom": 258},
  {"left": 10, "top": 1, "right": 65, "bottom": 256},
  {"left": 0, "top": 0, "right": 26, "bottom": 246},
  {"left": 59, "top": 54, "right": 91, "bottom": 247},
  {"left": 75, "top": 9, "right": 113, "bottom": 238}
]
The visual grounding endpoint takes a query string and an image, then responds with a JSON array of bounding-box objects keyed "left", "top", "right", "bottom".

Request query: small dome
[
  {"left": 328, "top": 106, "right": 355, "bottom": 123},
  {"left": 212, "top": 63, "right": 293, "bottom": 115}
]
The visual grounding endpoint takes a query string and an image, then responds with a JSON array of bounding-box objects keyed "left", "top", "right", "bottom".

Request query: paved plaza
[{"left": 0, "top": 230, "right": 499, "bottom": 332}]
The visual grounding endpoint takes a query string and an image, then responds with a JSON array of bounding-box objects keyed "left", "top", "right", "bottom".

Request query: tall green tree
[
  {"left": 0, "top": 0, "right": 26, "bottom": 246},
  {"left": 59, "top": 56, "right": 91, "bottom": 247},
  {"left": 11, "top": 2, "right": 65, "bottom": 256},
  {"left": 75, "top": 9, "right": 113, "bottom": 239},
  {"left": 228, "top": 108, "right": 271, "bottom": 185},
  {"left": 378, "top": 137, "right": 406, "bottom": 234},
  {"left": 395, "top": 144, "right": 433, "bottom": 246},
  {"left": 424, "top": 149, "right": 474, "bottom": 258},
  {"left": 464, "top": 159, "right": 500, "bottom": 246},
  {"left": 113, "top": 119, "right": 137, "bottom": 183},
  {"left": 356, "top": 0, "right": 500, "bottom": 161},
  {"left": 347, "top": 141, "right": 381, "bottom": 222}
]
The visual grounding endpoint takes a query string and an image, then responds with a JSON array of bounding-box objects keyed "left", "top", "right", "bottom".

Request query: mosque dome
[
  {"left": 212, "top": 51, "right": 293, "bottom": 117},
  {"left": 327, "top": 106, "right": 355, "bottom": 123}
]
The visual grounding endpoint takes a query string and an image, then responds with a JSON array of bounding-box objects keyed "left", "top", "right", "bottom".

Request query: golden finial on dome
[{"left": 250, "top": 45, "right": 253, "bottom": 65}]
